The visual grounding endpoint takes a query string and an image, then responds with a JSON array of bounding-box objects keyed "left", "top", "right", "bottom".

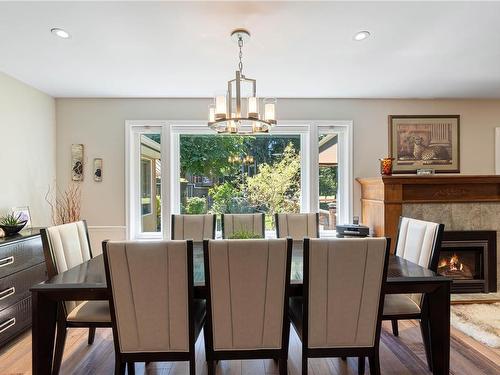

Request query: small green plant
[
  {"left": 185, "top": 196, "right": 207, "bottom": 214},
  {"left": 0, "top": 213, "right": 25, "bottom": 226},
  {"left": 228, "top": 230, "right": 262, "bottom": 239}
]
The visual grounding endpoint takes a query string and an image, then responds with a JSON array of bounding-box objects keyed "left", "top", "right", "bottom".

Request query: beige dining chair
[
  {"left": 40, "top": 220, "right": 111, "bottom": 375},
  {"left": 102, "top": 240, "right": 205, "bottom": 375},
  {"left": 383, "top": 217, "right": 444, "bottom": 370},
  {"left": 203, "top": 238, "right": 292, "bottom": 375},
  {"left": 221, "top": 213, "right": 265, "bottom": 238},
  {"left": 275, "top": 213, "right": 319, "bottom": 240},
  {"left": 171, "top": 214, "right": 216, "bottom": 240},
  {"left": 288, "top": 237, "right": 390, "bottom": 375}
]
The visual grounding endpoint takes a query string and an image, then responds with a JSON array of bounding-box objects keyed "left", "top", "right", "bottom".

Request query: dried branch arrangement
[{"left": 45, "top": 182, "right": 82, "bottom": 225}]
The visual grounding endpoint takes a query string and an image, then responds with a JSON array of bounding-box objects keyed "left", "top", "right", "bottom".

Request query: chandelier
[{"left": 208, "top": 29, "right": 277, "bottom": 134}]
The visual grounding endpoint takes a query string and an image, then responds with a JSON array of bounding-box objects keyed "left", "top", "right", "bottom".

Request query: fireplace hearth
[{"left": 439, "top": 231, "right": 497, "bottom": 293}]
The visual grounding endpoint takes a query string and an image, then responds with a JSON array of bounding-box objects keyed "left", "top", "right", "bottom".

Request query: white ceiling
[{"left": 1, "top": 1, "right": 500, "bottom": 98}]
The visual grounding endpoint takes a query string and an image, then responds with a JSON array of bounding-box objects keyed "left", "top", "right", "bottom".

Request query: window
[
  {"left": 127, "top": 121, "right": 352, "bottom": 239},
  {"left": 177, "top": 134, "right": 301, "bottom": 234}
]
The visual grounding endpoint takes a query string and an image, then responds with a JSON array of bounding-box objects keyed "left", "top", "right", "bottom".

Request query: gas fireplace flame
[{"left": 438, "top": 252, "right": 472, "bottom": 279}]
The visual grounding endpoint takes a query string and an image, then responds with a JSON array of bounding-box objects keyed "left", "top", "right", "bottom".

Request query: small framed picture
[
  {"left": 389, "top": 115, "right": 460, "bottom": 174},
  {"left": 71, "top": 144, "right": 84, "bottom": 181},
  {"left": 11, "top": 206, "right": 32, "bottom": 229},
  {"left": 94, "top": 158, "right": 103, "bottom": 182}
]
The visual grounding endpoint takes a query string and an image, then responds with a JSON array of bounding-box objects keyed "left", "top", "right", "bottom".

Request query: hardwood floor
[{"left": 1, "top": 321, "right": 499, "bottom": 375}]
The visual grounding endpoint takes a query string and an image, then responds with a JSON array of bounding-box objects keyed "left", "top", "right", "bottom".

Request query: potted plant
[{"left": 0, "top": 212, "right": 27, "bottom": 236}]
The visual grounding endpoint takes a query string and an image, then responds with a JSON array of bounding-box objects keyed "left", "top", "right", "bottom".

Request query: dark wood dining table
[{"left": 31, "top": 241, "right": 451, "bottom": 375}]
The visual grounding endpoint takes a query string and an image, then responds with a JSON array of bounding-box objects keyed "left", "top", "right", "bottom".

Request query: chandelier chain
[{"left": 238, "top": 35, "right": 243, "bottom": 74}]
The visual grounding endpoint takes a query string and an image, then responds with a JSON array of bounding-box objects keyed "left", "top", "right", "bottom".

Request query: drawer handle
[
  {"left": 0, "top": 317, "right": 16, "bottom": 334},
  {"left": 0, "top": 256, "right": 14, "bottom": 268},
  {"left": 0, "top": 287, "right": 15, "bottom": 301}
]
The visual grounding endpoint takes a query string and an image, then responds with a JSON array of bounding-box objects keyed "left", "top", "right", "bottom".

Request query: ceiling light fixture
[
  {"left": 354, "top": 31, "right": 371, "bottom": 41},
  {"left": 208, "top": 28, "right": 276, "bottom": 134},
  {"left": 51, "top": 28, "right": 70, "bottom": 39}
]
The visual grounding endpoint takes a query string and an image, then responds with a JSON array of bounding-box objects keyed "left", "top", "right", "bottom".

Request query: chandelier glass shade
[{"left": 208, "top": 29, "right": 277, "bottom": 134}]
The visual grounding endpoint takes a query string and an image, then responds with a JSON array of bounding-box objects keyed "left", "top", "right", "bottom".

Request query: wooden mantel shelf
[{"left": 356, "top": 175, "right": 500, "bottom": 252}]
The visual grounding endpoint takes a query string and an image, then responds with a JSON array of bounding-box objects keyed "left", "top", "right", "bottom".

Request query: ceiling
[{"left": 1, "top": 1, "right": 500, "bottom": 98}]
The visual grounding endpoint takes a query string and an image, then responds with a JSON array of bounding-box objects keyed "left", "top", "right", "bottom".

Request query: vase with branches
[{"left": 45, "top": 182, "right": 82, "bottom": 225}]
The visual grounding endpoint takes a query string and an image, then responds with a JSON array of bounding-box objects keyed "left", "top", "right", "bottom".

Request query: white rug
[{"left": 451, "top": 303, "right": 500, "bottom": 348}]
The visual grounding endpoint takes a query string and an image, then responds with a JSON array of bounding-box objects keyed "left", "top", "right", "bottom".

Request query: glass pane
[
  {"left": 179, "top": 134, "right": 301, "bottom": 236},
  {"left": 140, "top": 133, "right": 161, "bottom": 233},
  {"left": 318, "top": 134, "right": 338, "bottom": 234}
]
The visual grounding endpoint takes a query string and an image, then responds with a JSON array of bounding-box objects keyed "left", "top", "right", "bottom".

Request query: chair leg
[
  {"left": 391, "top": 319, "right": 399, "bottom": 336},
  {"left": 88, "top": 327, "right": 96, "bottom": 345},
  {"left": 420, "top": 318, "right": 433, "bottom": 371},
  {"left": 302, "top": 354, "right": 308, "bottom": 375},
  {"left": 368, "top": 352, "right": 381, "bottom": 375},
  {"left": 189, "top": 357, "right": 196, "bottom": 375},
  {"left": 279, "top": 358, "right": 288, "bottom": 375},
  {"left": 127, "top": 362, "right": 135, "bottom": 375},
  {"left": 207, "top": 359, "right": 216, "bottom": 375},
  {"left": 115, "top": 359, "right": 126, "bottom": 375},
  {"left": 52, "top": 319, "right": 67, "bottom": 375},
  {"left": 358, "top": 357, "right": 365, "bottom": 375}
]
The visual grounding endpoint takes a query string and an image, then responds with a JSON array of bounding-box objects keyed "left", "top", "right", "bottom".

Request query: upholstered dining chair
[
  {"left": 40, "top": 220, "right": 111, "bottom": 375},
  {"left": 102, "top": 240, "right": 205, "bottom": 375},
  {"left": 171, "top": 214, "right": 216, "bottom": 240},
  {"left": 221, "top": 213, "right": 265, "bottom": 238},
  {"left": 275, "top": 213, "right": 319, "bottom": 240},
  {"left": 382, "top": 217, "right": 444, "bottom": 370},
  {"left": 203, "top": 238, "right": 293, "bottom": 375},
  {"left": 288, "top": 237, "right": 390, "bottom": 375}
]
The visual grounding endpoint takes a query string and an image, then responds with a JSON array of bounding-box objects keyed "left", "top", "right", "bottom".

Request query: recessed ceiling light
[
  {"left": 51, "top": 28, "right": 70, "bottom": 39},
  {"left": 354, "top": 31, "right": 371, "bottom": 41}
]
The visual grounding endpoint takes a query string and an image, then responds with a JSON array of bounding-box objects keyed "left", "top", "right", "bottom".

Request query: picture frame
[
  {"left": 93, "top": 158, "right": 103, "bottom": 182},
  {"left": 388, "top": 115, "right": 460, "bottom": 174},
  {"left": 71, "top": 144, "right": 84, "bottom": 181},
  {"left": 11, "top": 206, "right": 32, "bottom": 229}
]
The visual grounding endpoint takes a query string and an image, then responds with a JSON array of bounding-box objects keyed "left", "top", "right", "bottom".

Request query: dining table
[{"left": 31, "top": 241, "right": 451, "bottom": 375}]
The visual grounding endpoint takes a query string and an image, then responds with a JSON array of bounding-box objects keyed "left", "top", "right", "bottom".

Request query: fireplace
[{"left": 439, "top": 231, "right": 497, "bottom": 293}]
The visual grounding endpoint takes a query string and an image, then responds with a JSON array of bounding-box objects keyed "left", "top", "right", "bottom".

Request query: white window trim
[{"left": 126, "top": 119, "right": 353, "bottom": 240}]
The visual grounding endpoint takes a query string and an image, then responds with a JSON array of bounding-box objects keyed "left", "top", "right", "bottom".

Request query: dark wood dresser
[{"left": 0, "top": 229, "right": 47, "bottom": 347}]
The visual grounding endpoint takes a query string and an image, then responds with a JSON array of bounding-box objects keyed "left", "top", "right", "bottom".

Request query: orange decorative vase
[{"left": 379, "top": 157, "right": 394, "bottom": 176}]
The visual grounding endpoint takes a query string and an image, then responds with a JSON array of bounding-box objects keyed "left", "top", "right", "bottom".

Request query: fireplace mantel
[{"left": 357, "top": 175, "right": 500, "bottom": 252}]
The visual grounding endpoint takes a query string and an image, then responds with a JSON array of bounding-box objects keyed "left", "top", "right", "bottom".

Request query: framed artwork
[
  {"left": 389, "top": 115, "right": 460, "bottom": 174},
  {"left": 71, "top": 144, "right": 84, "bottom": 181},
  {"left": 94, "top": 158, "right": 103, "bottom": 182},
  {"left": 12, "top": 206, "right": 32, "bottom": 229}
]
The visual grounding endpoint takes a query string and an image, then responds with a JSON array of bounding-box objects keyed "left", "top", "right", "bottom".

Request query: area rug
[{"left": 451, "top": 303, "right": 500, "bottom": 348}]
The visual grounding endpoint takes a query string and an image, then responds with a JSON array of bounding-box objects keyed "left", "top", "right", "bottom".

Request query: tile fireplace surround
[{"left": 357, "top": 175, "right": 500, "bottom": 297}]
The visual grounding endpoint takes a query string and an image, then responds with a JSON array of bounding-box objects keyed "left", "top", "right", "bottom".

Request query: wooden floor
[{"left": 1, "top": 321, "right": 499, "bottom": 375}]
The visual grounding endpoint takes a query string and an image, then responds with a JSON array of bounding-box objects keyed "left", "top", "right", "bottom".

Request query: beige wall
[
  {"left": 55, "top": 98, "right": 500, "bottom": 227},
  {"left": 0, "top": 72, "right": 55, "bottom": 227}
]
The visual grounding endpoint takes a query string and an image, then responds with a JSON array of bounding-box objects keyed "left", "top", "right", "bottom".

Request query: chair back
[
  {"left": 304, "top": 237, "right": 390, "bottom": 349},
  {"left": 40, "top": 221, "right": 92, "bottom": 278},
  {"left": 103, "top": 240, "right": 193, "bottom": 353},
  {"left": 204, "top": 238, "right": 292, "bottom": 351},
  {"left": 221, "top": 213, "right": 265, "bottom": 238},
  {"left": 395, "top": 217, "right": 444, "bottom": 270},
  {"left": 275, "top": 213, "right": 319, "bottom": 240},
  {"left": 171, "top": 214, "right": 216, "bottom": 241}
]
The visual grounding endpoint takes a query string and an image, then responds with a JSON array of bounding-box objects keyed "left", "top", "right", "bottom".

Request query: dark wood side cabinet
[{"left": 0, "top": 229, "right": 46, "bottom": 347}]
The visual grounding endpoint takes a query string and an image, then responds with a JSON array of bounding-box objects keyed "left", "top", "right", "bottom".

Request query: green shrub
[
  {"left": 185, "top": 197, "right": 207, "bottom": 214},
  {"left": 227, "top": 230, "right": 262, "bottom": 239}
]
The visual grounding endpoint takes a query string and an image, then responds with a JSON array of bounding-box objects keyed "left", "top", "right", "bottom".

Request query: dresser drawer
[
  {"left": 0, "top": 237, "right": 44, "bottom": 278},
  {"left": 0, "top": 297, "right": 31, "bottom": 346},
  {"left": 0, "top": 263, "right": 47, "bottom": 312}
]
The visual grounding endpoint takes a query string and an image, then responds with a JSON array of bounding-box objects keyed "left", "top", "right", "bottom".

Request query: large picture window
[{"left": 127, "top": 121, "right": 352, "bottom": 239}]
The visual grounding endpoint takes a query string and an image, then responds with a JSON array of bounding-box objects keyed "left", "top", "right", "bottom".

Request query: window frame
[{"left": 126, "top": 120, "right": 352, "bottom": 240}]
